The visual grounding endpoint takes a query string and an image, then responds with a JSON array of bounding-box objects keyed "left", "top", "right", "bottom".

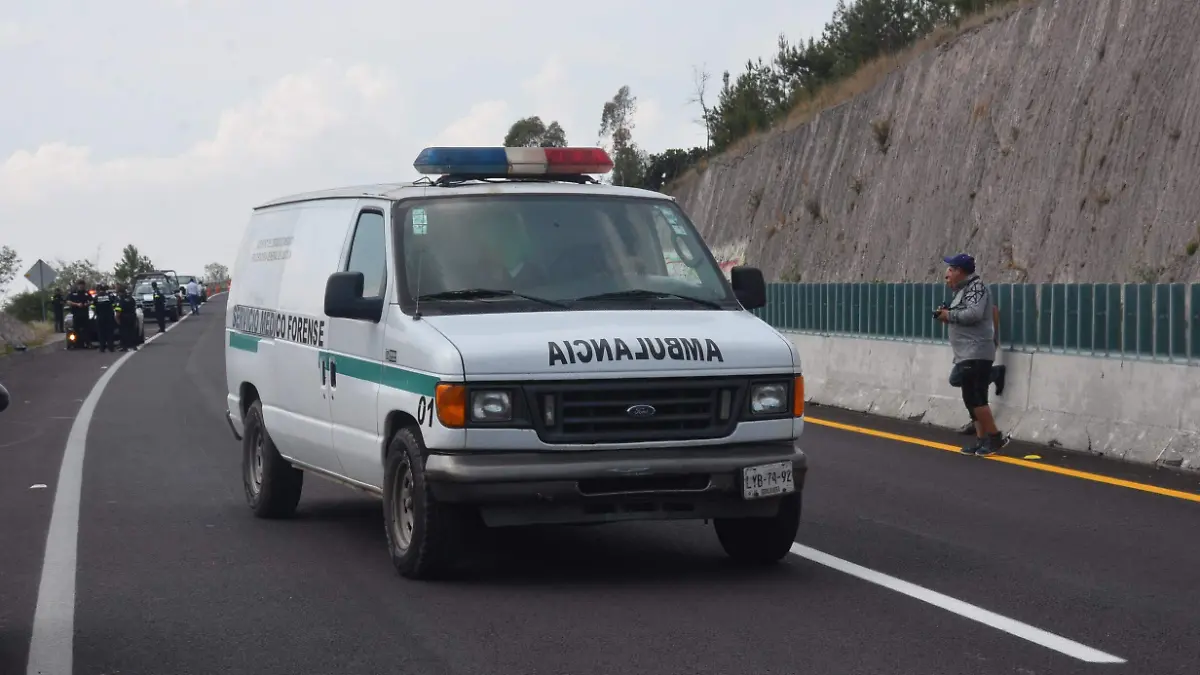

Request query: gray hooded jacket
[{"left": 947, "top": 274, "right": 996, "bottom": 363}]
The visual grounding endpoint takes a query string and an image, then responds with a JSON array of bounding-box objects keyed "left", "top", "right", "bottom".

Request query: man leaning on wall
[{"left": 936, "top": 253, "right": 1009, "bottom": 456}]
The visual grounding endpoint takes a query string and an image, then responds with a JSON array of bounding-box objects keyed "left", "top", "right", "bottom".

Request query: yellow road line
[{"left": 805, "top": 416, "right": 1200, "bottom": 504}]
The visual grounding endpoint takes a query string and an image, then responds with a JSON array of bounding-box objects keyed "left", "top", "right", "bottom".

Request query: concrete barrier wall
[{"left": 786, "top": 332, "right": 1200, "bottom": 473}]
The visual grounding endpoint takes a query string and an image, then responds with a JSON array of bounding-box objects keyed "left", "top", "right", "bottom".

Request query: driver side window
[{"left": 346, "top": 210, "right": 388, "bottom": 298}]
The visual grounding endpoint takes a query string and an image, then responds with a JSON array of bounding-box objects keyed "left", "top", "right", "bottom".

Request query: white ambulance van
[{"left": 224, "top": 146, "right": 807, "bottom": 579}]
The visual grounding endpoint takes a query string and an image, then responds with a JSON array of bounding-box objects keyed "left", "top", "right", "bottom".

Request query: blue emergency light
[{"left": 413, "top": 146, "right": 614, "bottom": 177}]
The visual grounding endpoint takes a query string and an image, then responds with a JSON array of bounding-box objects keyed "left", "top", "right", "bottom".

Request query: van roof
[{"left": 253, "top": 180, "right": 675, "bottom": 210}]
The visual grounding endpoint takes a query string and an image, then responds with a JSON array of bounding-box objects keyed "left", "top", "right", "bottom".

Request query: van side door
[
  {"left": 263, "top": 201, "right": 347, "bottom": 475},
  {"left": 325, "top": 202, "right": 390, "bottom": 488}
]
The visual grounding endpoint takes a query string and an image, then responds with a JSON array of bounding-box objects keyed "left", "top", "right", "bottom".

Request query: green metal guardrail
[{"left": 752, "top": 282, "right": 1200, "bottom": 364}]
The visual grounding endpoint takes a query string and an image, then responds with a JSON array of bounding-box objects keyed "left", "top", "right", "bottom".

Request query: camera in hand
[{"left": 932, "top": 303, "right": 948, "bottom": 319}]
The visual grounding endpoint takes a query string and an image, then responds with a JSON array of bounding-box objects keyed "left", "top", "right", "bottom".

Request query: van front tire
[
  {"left": 383, "top": 427, "right": 477, "bottom": 580},
  {"left": 713, "top": 492, "right": 801, "bottom": 564},
  {"left": 242, "top": 400, "right": 304, "bottom": 518}
]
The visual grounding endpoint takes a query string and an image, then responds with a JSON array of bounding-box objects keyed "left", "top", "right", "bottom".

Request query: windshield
[
  {"left": 134, "top": 279, "right": 168, "bottom": 294},
  {"left": 396, "top": 195, "right": 735, "bottom": 312}
]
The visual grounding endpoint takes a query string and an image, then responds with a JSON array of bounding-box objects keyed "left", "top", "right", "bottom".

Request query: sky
[{"left": 1, "top": 0, "right": 838, "bottom": 295}]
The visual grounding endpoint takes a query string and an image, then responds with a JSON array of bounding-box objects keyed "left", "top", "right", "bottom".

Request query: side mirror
[
  {"left": 324, "top": 271, "right": 384, "bottom": 322},
  {"left": 730, "top": 266, "right": 767, "bottom": 310}
]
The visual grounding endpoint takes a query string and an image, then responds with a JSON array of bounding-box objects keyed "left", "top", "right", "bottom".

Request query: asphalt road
[{"left": 2, "top": 294, "right": 1198, "bottom": 675}]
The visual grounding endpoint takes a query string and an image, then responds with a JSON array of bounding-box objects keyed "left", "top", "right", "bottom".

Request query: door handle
[
  {"left": 320, "top": 358, "right": 327, "bottom": 386},
  {"left": 330, "top": 360, "right": 337, "bottom": 388}
]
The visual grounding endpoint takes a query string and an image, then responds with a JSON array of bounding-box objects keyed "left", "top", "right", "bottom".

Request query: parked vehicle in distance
[
  {"left": 65, "top": 288, "right": 145, "bottom": 348},
  {"left": 132, "top": 270, "right": 182, "bottom": 322},
  {"left": 177, "top": 274, "right": 208, "bottom": 303}
]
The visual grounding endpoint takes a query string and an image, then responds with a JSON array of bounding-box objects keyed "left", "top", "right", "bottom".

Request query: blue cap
[{"left": 943, "top": 253, "right": 975, "bottom": 274}]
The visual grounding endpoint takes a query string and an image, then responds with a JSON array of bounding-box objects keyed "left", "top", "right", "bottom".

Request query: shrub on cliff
[{"left": 639, "top": 0, "right": 1023, "bottom": 192}]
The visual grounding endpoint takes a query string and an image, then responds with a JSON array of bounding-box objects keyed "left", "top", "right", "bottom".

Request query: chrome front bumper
[{"left": 424, "top": 441, "right": 806, "bottom": 527}]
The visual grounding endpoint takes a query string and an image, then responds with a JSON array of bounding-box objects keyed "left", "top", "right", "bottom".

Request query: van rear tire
[
  {"left": 242, "top": 400, "right": 304, "bottom": 518},
  {"left": 713, "top": 492, "right": 801, "bottom": 564},
  {"left": 382, "top": 427, "right": 478, "bottom": 580}
]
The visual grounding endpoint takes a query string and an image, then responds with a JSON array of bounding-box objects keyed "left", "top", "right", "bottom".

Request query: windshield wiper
[
  {"left": 416, "top": 288, "right": 566, "bottom": 308},
  {"left": 572, "top": 288, "right": 723, "bottom": 309}
]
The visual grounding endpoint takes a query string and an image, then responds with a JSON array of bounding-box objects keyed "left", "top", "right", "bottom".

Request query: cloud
[
  {"left": 522, "top": 57, "right": 565, "bottom": 98},
  {"left": 633, "top": 98, "right": 663, "bottom": 140},
  {"left": 431, "top": 100, "right": 510, "bottom": 147},
  {"left": 0, "top": 20, "right": 37, "bottom": 49},
  {"left": 0, "top": 60, "right": 398, "bottom": 204}
]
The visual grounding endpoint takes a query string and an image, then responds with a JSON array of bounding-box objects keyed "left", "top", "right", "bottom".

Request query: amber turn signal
[{"left": 435, "top": 383, "right": 467, "bottom": 428}]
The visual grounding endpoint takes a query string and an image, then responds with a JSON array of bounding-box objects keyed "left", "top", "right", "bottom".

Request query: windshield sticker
[
  {"left": 548, "top": 337, "right": 723, "bottom": 366},
  {"left": 656, "top": 205, "right": 688, "bottom": 235},
  {"left": 412, "top": 208, "right": 428, "bottom": 235}
]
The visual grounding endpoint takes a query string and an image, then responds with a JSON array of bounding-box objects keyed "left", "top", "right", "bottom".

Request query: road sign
[
  {"left": 24, "top": 259, "right": 57, "bottom": 291},
  {"left": 23, "top": 259, "right": 58, "bottom": 323}
]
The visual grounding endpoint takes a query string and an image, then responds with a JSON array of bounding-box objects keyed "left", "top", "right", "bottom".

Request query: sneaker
[
  {"left": 993, "top": 365, "right": 1007, "bottom": 396},
  {"left": 974, "top": 433, "right": 1009, "bottom": 456},
  {"left": 960, "top": 438, "right": 984, "bottom": 455}
]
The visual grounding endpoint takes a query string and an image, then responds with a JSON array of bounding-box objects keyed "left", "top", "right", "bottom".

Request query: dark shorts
[{"left": 956, "top": 359, "right": 993, "bottom": 412}]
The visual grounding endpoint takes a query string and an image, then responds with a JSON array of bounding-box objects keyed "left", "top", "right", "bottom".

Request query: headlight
[
  {"left": 470, "top": 391, "right": 512, "bottom": 422},
  {"left": 749, "top": 383, "right": 787, "bottom": 415}
]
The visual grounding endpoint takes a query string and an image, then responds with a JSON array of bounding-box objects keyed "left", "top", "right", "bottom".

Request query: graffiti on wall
[{"left": 709, "top": 239, "right": 749, "bottom": 279}]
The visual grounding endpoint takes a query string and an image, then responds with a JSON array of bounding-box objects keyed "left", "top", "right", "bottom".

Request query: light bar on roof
[{"left": 413, "top": 146, "right": 614, "bottom": 177}]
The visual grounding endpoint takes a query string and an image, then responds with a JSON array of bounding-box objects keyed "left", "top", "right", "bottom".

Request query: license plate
[
  {"left": 742, "top": 461, "right": 795, "bottom": 500},
  {"left": 143, "top": 294, "right": 154, "bottom": 301}
]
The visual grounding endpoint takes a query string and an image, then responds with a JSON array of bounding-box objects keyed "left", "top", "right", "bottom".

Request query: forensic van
[{"left": 223, "top": 146, "right": 807, "bottom": 579}]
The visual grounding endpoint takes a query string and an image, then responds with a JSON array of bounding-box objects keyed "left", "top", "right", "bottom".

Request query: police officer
[
  {"left": 92, "top": 283, "right": 118, "bottom": 353},
  {"left": 115, "top": 283, "right": 140, "bottom": 352},
  {"left": 51, "top": 289, "right": 66, "bottom": 333},
  {"left": 66, "top": 279, "right": 93, "bottom": 349},
  {"left": 151, "top": 281, "right": 167, "bottom": 333}
]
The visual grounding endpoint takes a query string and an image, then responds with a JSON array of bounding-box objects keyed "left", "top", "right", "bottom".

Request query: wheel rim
[
  {"left": 247, "top": 428, "right": 264, "bottom": 496},
  {"left": 391, "top": 463, "right": 415, "bottom": 551}
]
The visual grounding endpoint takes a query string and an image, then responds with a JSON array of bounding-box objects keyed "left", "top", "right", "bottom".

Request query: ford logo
[{"left": 626, "top": 404, "right": 657, "bottom": 418}]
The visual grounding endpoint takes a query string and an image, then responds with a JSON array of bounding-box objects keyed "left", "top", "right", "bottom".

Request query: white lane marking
[
  {"left": 789, "top": 543, "right": 1126, "bottom": 664},
  {"left": 25, "top": 312, "right": 192, "bottom": 675}
]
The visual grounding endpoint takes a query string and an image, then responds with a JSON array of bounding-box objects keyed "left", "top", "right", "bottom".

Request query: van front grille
[{"left": 523, "top": 377, "right": 746, "bottom": 444}]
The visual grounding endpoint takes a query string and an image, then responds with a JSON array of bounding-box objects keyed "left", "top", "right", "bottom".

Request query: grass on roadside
[
  {"left": 0, "top": 320, "right": 57, "bottom": 356},
  {"left": 27, "top": 320, "right": 55, "bottom": 346}
]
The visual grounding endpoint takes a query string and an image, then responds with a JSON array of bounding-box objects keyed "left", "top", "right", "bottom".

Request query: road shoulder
[{"left": 805, "top": 402, "right": 1200, "bottom": 499}]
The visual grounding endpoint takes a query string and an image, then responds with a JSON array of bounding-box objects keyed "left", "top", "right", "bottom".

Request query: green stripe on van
[
  {"left": 229, "top": 332, "right": 261, "bottom": 352},
  {"left": 319, "top": 351, "right": 439, "bottom": 396},
  {"left": 380, "top": 366, "right": 439, "bottom": 397}
]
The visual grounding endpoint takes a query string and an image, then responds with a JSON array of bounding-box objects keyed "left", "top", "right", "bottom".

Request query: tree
[
  {"left": 639, "top": 147, "right": 710, "bottom": 192},
  {"left": 112, "top": 244, "right": 156, "bottom": 286},
  {"left": 53, "top": 258, "right": 112, "bottom": 290},
  {"left": 503, "top": 116, "right": 568, "bottom": 147},
  {"left": 687, "top": 66, "right": 714, "bottom": 151},
  {"left": 3, "top": 290, "right": 51, "bottom": 323},
  {"left": 204, "top": 262, "right": 230, "bottom": 282},
  {"left": 0, "top": 246, "right": 19, "bottom": 294},
  {"left": 598, "top": 86, "right": 647, "bottom": 187},
  {"left": 691, "top": 0, "right": 1006, "bottom": 156}
]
